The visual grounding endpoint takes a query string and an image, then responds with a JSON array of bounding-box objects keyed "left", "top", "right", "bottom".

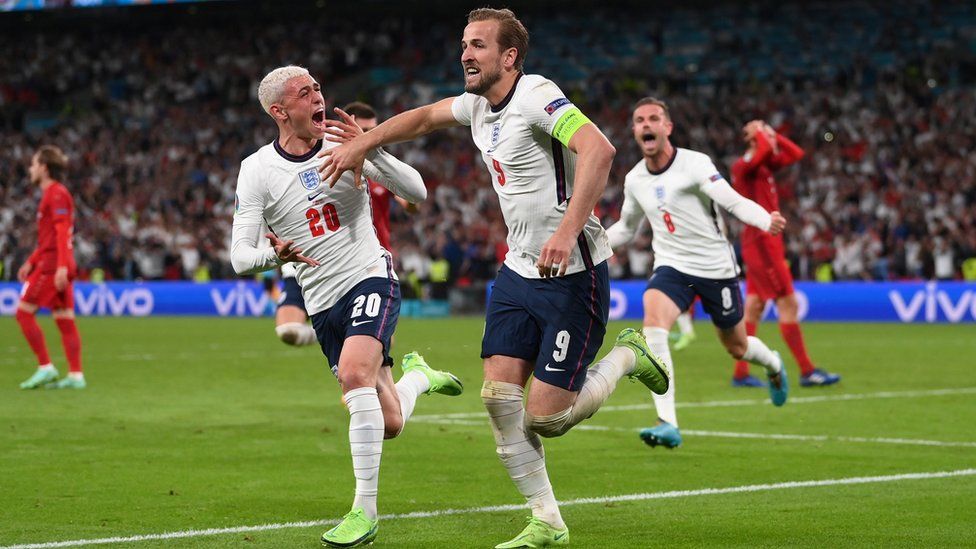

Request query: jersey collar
[
  {"left": 274, "top": 139, "right": 322, "bottom": 163},
  {"left": 489, "top": 72, "right": 524, "bottom": 113},
  {"left": 646, "top": 148, "right": 678, "bottom": 176}
]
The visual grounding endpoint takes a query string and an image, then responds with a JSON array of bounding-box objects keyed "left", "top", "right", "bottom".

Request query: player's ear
[
  {"left": 502, "top": 47, "right": 518, "bottom": 70},
  {"left": 270, "top": 104, "right": 288, "bottom": 122}
]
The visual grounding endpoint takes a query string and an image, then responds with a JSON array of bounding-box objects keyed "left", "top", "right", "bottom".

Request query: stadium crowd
[{"left": 2, "top": 0, "right": 974, "bottom": 288}]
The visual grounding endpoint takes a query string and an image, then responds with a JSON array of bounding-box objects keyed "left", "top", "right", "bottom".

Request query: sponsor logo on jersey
[
  {"left": 544, "top": 97, "right": 571, "bottom": 115},
  {"left": 655, "top": 186, "right": 665, "bottom": 201},
  {"left": 299, "top": 168, "right": 321, "bottom": 190},
  {"left": 709, "top": 173, "right": 724, "bottom": 182}
]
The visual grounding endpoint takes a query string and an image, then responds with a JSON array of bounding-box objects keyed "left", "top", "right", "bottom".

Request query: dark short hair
[
  {"left": 633, "top": 97, "right": 671, "bottom": 121},
  {"left": 35, "top": 145, "right": 68, "bottom": 180},
  {"left": 467, "top": 7, "right": 529, "bottom": 72},
  {"left": 342, "top": 101, "right": 377, "bottom": 120}
]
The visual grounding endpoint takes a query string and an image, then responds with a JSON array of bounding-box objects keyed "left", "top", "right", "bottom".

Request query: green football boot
[
  {"left": 672, "top": 331, "right": 697, "bottom": 352},
  {"left": 321, "top": 508, "right": 378, "bottom": 547},
  {"left": 617, "top": 328, "right": 670, "bottom": 395},
  {"left": 495, "top": 517, "right": 569, "bottom": 548},
  {"left": 47, "top": 376, "right": 86, "bottom": 390},
  {"left": 19, "top": 367, "right": 59, "bottom": 389},
  {"left": 401, "top": 352, "right": 463, "bottom": 396}
]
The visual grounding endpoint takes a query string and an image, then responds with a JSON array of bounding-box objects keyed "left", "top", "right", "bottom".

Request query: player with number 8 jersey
[{"left": 606, "top": 97, "right": 790, "bottom": 451}]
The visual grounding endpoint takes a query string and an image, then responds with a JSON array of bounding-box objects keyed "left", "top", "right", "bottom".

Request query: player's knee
[
  {"left": 337, "top": 365, "right": 375, "bottom": 391},
  {"left": 524, "top": 408, "right": 573, "bottom": 438},
  {"left": 726, "top": 340, "right": 748, "bottom": 359},
  {"left": 275, "top": 322, "right": 305, "bottom": 346}
]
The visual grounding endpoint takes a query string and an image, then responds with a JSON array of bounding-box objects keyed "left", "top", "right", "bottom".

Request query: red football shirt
[
  {"left": 731, "top": 132, "right": 804, "bottom": 245},
  {"left": 368, "top": 179, "right": 392, "bottom": 251},
  {"left": 28, "top": 181, "right": 76, "bottom": 274}
]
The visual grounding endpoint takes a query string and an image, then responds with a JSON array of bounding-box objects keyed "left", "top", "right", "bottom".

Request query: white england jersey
[
  {"left": 232, "top": 140, "right": 425, "bottom": 315},
  {"left": 607, "top": 148, "right": 772, "bottom": 280},
  {"left": 451, "top": 73, "right": 612, "bottom": 278}
]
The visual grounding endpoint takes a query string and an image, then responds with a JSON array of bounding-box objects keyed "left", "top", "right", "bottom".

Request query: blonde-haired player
[{"left": 231, "top": 65, "right": 462, "bottom": 548}]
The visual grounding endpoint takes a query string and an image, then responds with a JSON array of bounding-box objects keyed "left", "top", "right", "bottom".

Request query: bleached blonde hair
[{"left": 258, "top": 65, "right": 309, "bottom": 116}]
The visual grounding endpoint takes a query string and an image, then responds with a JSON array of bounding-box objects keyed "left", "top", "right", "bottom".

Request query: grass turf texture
[{"left": 1, "top": 317, "right": 974, "bottom": 548}]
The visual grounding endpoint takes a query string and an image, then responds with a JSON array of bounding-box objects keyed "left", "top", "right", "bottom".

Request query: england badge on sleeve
[{"left": 299, "top": 168, "right": 321, "bottom": 190}]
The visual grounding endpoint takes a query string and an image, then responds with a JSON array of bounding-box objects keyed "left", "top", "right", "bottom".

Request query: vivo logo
[
  {"left": 889, "top": 283, "right": 975, "bottom": 323},
  {"left": 76, "top": 286, "right": 154, "bottom": 316},
  {"left": 608, "top": 288, "right": 627, "bottom": 321},
  {"left": 211, "top": 282, "right": 269, "bottom": 317}
]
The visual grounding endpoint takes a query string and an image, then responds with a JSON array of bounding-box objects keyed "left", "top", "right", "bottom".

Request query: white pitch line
[
  {"left": 412, "top": 386, "right": 976, "bottom": 421},
  {"left": 4, "top": 468, "right": 975, "bottom": 549},
  {"left": 418, "top": 420, "right": 976, "bottom": 448}
]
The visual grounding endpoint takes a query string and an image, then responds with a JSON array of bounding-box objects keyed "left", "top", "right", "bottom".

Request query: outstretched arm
[
  {"left": 702, "top": 179, "right": 785, "bottom": 235},
  {"left": 318, "top": 98, "right": 460, "bottom": 187},
  {"left": 327, "top": 108, "right": 427, "bottom": 203},
  {"left": 606, "top": 184, "right": 646, "bottom": 250}
]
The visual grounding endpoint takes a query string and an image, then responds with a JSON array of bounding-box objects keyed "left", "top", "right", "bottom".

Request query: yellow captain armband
[{"left": 551, "top": 107, "right": 591, "bottom": 147}]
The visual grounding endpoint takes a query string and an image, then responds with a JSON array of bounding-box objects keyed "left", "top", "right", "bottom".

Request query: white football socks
[
  {"left": 395, "top": 369, "right": 430, "bottom": 425},
  {"left": 568, "top": 346, "right": 635, "bottom": 424},
  {"left": 481, "top": 381, "right": 565, "bottom": 529},
  {"left": 676, "top": 312, "right": 695, "bottom": 336},
  {"left": 644, "top": 327, "right": 677, "bottom": 426},
  {"left": 344, "top": 387, "right": 384, "bottom": 519},
  {"left": 276, "top": 322, "right": 317, "bottom": 346},
  {"left": 741, "top": 336, "right": 782, "bottom": 376}
]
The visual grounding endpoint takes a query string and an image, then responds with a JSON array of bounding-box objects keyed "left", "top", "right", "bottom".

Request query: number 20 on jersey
[{"left": 306, "top": 204, "right": 340, "bottom": 237}]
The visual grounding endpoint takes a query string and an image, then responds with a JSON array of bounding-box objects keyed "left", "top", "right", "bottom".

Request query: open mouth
[
  {"left": 464, "top": 65, "right": 480, "bottom": 79},
  {"left": 312, "top": 109, "right": 325, "bottom": 124},
  {"left": 642, "top": 133, "right": 656, "bottom": 145}
]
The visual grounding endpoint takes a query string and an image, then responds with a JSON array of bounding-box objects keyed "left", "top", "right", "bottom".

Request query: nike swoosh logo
[
  {"left": 351, "top": 319, "right": 374, "bottom": 327},
  {"left": 544, "top": 363, "right": 566, "bottom": 372},
  {"left": 554, "top": 532, "right": 567, "bottom": 540},
  {"left": 307, "top": 191, "right": 323, "bottom": 201}
]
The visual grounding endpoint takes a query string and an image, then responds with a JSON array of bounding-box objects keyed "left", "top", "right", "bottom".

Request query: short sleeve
[
  {"left": 451, "top": 93, "right": 476, "bottom": 126},
  {"left": 519, "top": 80, "right": 577, "bottom": 137}
]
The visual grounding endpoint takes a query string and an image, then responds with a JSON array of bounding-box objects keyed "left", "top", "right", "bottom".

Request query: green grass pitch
[{"left": 2, "top": 317, "right": 975, "bottom": 548}]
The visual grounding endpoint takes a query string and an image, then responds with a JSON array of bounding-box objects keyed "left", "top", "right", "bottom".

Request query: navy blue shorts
[
  {"left": 277, "top": 276, "right": 307, "bottom": 311},
  {"left": 646, "top": 266, "right": 743, "bottom": 329},
  {"left": 482, "top": 262, "right": 610, "bottom": 392},
  {"left": 310, "top": 277, "right": 400, "bottom": 377}
]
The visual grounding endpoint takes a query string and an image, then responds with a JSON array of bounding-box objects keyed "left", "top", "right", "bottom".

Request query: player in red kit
[
  {"left": 16, "top": 145, "right": 86, "bottom": 390},
  {"left": 731, "top": 121, "right": 840, "bottom": 387}
]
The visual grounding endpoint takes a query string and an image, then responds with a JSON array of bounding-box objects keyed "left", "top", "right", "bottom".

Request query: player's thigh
[
  {"left": 336, "top": 335, "right": 386, "bottom": 392},
  {"left": 693, "top": 275, "right": 744, "bottom": 332},
  {"left": 530, "top": 263, "right": 609, "bottom": 393},
  {"left": 525, "top": 377, "right": 578, "bottom": 417},
  {"left": 483, "top": 355, "right": 534, "bottom": 386},
  {"left": 644, "top": 267, "right": 693, "bottom": 329},
  {"left": 775, "top": 292, "right": 800, "bottom": 323},
  {"left": 311, "top": 276, "right": 401, "bottom": 385},
  {"left": 19, "top": 271, "right": 51, "bottom": 312},
  {"left": 51, "top": 308, "right": 75, "bottom": 320},
  {"left": 276, "top": 305, "right": 308, "bottom": 325},
  {"left": 743, "top": 293, "right": 765, "bottom": 324},
  {"left": 482, "top": 265, "right": 542, "bottom": 366}
]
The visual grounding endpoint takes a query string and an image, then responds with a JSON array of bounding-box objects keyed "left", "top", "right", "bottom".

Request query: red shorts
[
  {"left": 21, "top": 270, "right": 74, "bottom": 310},
  {"left": 741, "top": 237, "right": 794, "bottom": 301}
]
